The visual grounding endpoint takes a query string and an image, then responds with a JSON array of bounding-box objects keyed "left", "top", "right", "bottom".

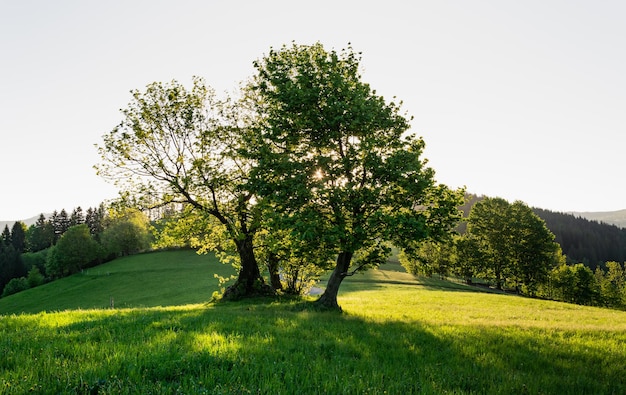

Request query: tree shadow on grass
[
  {"left": 2, "top": 302, "right": 624, "bottom": 394},
  {"left": 330, "top": 269, "right": 499, "bottom": 295}
]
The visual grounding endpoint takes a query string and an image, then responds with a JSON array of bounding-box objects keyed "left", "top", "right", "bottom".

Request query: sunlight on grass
[
  {"left": 192, "top": 330, "right": 246, "bottom": 355},
  {"left": 1, "top": 252, "right": 625, "bottom": 393},
  {"left": 0, "top": 250, "right": 234, "bottom": 314},
  {"left": 339, "top": 285, "right": 626, "bottom": 331}
]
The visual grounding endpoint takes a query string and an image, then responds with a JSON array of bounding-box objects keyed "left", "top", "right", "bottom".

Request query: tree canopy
[
  {"left": 96, "top": 77, "right": 271, "bottom": 299},
  {"left": 459, "top": 197, "right": 563, "bottom": 293},
  {"left": 247, "top": 42, "right": 463, "bottom": 309},
  {"left": 46, "top": 224, "right": 102, "bottom": 278}
]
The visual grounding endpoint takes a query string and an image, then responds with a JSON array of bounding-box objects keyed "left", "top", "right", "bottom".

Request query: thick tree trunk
[
  {"left": 314, "top": 251, "right": 353, "bottom": 310},
  {"left": 222, "top": 234, "right": 274, "bottom": 300}
]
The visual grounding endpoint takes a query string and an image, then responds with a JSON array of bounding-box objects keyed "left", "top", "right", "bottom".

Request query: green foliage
[
  {"left": 100, "top": 208, "right": 152, "bottom": 257},
  {"left": 26, "top": 267, "right": 44, "bottom": 288},
  {"left": 256, "top": 228, "right": 332, "bottom": 294},
  {"left": 45, "top": 224, "right": 103, "bottom": 278},
  {"left": 97, "top": 77, "right": 268, "bottom": 298},
  {"left": 248, "top": 42, "right": 463, "bottom": 307},
  {"left": 1, "top": 225, "right": 10, "bottom": 244},
  {"left": 400, "top": 239, "right": 455, "bottom": 278},
  {"left": 0, "top": 242, "right": 25, "bottom": 292},
  {"left": 597, "top": 261, "right": 626, "bottom": 307},
  {"left": 26, "top": 214, "right": 54, "bottom": 252},
  {"left": 51, "top": 209, "right": 71, "bottom": 243},
  {"left": 1, "top": 277, "right": 28, "bottom": 297},
  {"left": 546, "top": 263, "right": 604, "bottom": 306},
  {"left": 154, "top": 207, "right": 237, "bottom": 263},
  {"left": 459, "top": 197, "right": 562, "bottom": 292},
  {"left": 453, "top": 234, "right": 482, "bottom": 283},
  {"left": 69, "top": 206, "right": 85, "bottom": 227},
  {"left": 508, "top": 201, "right": 564, "bottom": 294},
  {"left": 20, "top": 249, "right": 48, "bottom": 275},
  {"left": 10, "top": 221, "right": 26, "bottom": 253}
]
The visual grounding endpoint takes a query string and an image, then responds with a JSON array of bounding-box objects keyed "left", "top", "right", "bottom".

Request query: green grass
[
  {"left": 0, "top": 249, "right": 235, "bottom": 314},
  {"left": 0, "top": 251, "right": 625, "bottom": 394}
]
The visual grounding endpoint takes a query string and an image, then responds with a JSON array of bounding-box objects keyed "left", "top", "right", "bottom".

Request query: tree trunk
[
  {"left": 314, "top": 251, "right": 353, "bottom": 310},
  {"left": 222, "top": 234, "right": 274, "bottom": 300},
  {"left": 267, "top": 252, "right": 283, "bottom": 291},
  {"left": 495, "top": 266, "right": 503, "bottom": 290}
]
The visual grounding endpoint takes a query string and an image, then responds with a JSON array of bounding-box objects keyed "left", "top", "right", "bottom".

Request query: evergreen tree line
[
  {"left": 0, "top": 205, "right": 152, "bottom": 297},
  {"left": 401, "top": 197, "right": 626, "bottom": 310},
  {"left": 532, "top": 207, "right": 626, "bottom": 270}
]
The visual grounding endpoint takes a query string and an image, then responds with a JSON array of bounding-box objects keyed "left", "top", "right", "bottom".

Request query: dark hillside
[{"left": 533, "top": 208, "right": 626, "bottom": 269}]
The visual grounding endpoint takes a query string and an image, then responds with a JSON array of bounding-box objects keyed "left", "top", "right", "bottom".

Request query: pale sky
[{"left": 1, "top": 0, "right": 625, "bottom": 220}]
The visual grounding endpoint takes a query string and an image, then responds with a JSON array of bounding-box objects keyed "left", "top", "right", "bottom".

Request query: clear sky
[{"left": 1, "top": 0, "right": 625, "bottom": 220}]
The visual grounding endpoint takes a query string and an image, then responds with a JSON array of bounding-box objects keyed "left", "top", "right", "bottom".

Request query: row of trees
[
  {"left": 0, "top": 207, "right": 152, "bottom": 297},
  {"left": 402, "top": 198, "right": 563, "bottom": 294},
  {"left": 401, "top": 197, "right": 626, "bottom": 309},
  {"left": 96, "top": 42, "right": 464, "bottom": 309},
  {"left": 548, "top": 261, "right": 626, "bottom": 308}
]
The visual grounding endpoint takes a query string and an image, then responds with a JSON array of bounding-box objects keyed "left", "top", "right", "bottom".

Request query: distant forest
[
  {"left": 533, "top": 207, "right": 626, "bottom": 270},
  {"left": 460, "top": 195, "right": 626, "bottom": 270}
]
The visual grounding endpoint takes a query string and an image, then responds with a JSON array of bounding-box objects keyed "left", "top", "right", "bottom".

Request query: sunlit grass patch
[{"left": 0, "top": 250, "right": 234, "bottom": 314}]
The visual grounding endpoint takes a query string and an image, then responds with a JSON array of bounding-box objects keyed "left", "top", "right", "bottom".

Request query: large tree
[
  {"left": 508, "top": 201, "right": 563, "bottom": 294},
  {"left": 461, "top": 197, "right": 562, "bottom": 292},
  {"left": 100, "top": 208, "right": 152, "bottom": 257},
  {"left": 463, "top": 197, "right": 515, "bottom": 289},
  {"left": 96, "top": 77, "right": 271, "bottom": 299},
  {"left": 248, "top": 43, "right": 463, "bottom": 309},
  {"left": 1, "top": 225, "right": 10, "bottom": 245},
  {"left": 69, "top": 207, "right": 85, "bottom": 227},
  {"left": 46, "top": 224, "right": 102, "bottom": 278}
]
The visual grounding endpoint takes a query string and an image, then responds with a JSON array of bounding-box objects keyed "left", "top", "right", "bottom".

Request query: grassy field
[
  {"left": 0, "top": 250, "right": 625, "bottom": 394},
  {"left": 0, "top": 249, "right": 235, "bottom": 314}
]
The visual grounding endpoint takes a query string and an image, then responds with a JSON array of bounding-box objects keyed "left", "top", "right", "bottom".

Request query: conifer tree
[
  {"left": 10, "top": 221, "right": 26, "bottom": 254},
  {"left": 1, "top": 225, "right": 10, "bottom": 245},
  {"left": 70, "top": 207, "right": 85, "bottom": 226}
]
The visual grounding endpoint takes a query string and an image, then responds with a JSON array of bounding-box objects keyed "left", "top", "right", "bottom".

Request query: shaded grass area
[{"left": 0, "top": 249, "right": 235, "bottom": 314}]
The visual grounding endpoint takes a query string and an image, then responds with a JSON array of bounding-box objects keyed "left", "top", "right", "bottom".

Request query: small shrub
[
  {"left": 26, "top": 267, "right": 45, "bottom": 288},
  {"left": 2, "top": 277, "right": 29, "bottom": 297}
]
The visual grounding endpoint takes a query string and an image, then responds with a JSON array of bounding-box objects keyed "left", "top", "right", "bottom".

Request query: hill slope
[
  {"left": 0, "top": 249, "right": 235, "bottom": 314},
  {"left": 570, "top": 209, "right": 626, "bottom": 228},
  {"left": 0, "top": 214, "right": 44, "bottom": 230},
  {"left": 533, "top": 207, "right": 626, "bottom": 267}
]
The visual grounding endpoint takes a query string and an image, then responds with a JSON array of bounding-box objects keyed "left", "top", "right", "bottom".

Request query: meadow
[{"left": 0, "top": 250, "right": 624, "bottom": 394}]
